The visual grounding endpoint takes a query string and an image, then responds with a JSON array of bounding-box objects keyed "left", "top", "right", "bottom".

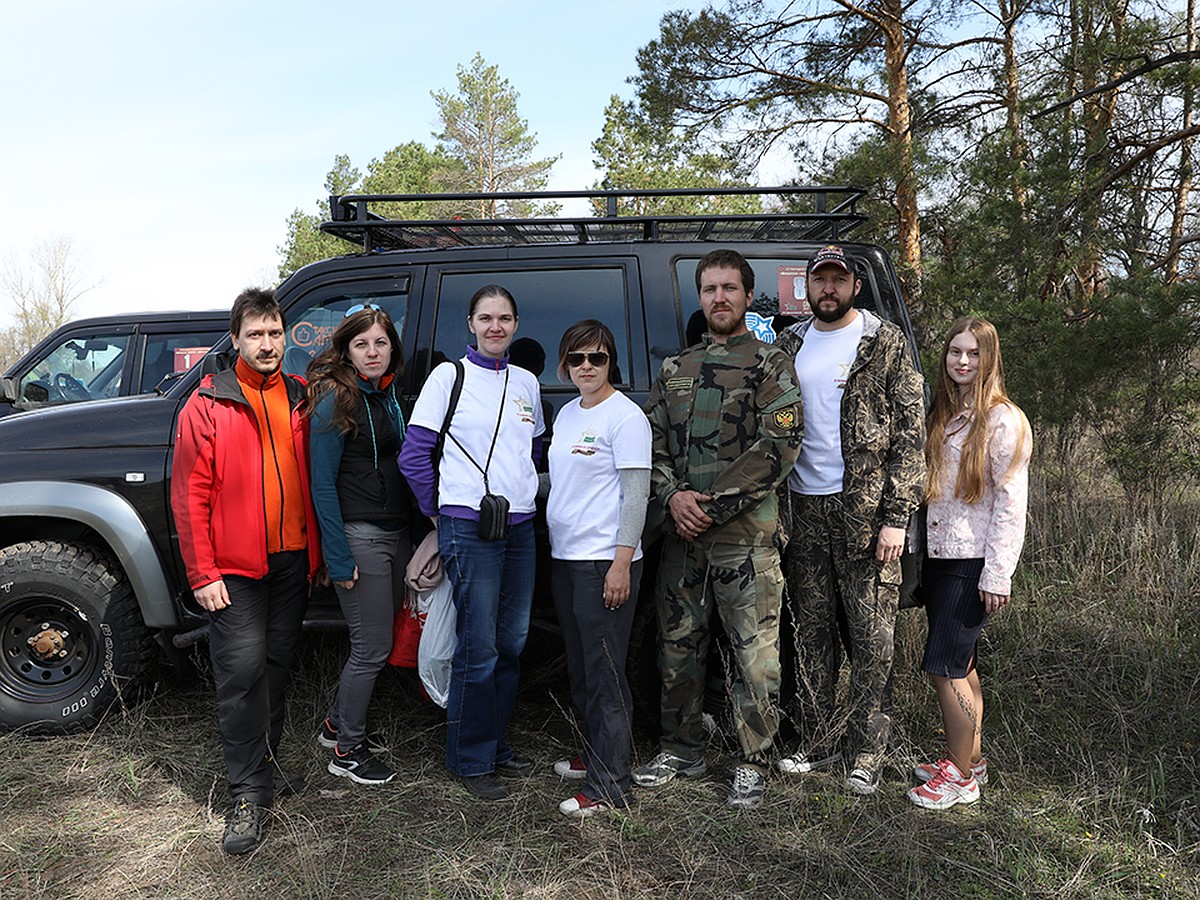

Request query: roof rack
[{"left": 321, "top": 186, "right": 866, "bottom": 252}]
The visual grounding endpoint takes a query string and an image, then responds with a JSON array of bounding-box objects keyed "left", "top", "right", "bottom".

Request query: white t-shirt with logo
[
  {"left": 789, "top": 313, "right": 864, "bottom": 495},
  {"left": 409, "top": 358, "right": 544, "bottom": 514},
  {"left": 547, "top": 391, "right": 651, "bottom": 561}
]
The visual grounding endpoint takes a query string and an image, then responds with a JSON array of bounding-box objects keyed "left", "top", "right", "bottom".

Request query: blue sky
[{"left": 1, "top": 0, "right": 735, "bottom": 319}]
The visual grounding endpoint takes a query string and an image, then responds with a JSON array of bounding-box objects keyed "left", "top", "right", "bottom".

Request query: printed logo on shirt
[
  {"left": 666, "top": 377, "right": 695, "bottom": 391},
  {"left": 512, "top": 396, "right": 536, "bottom": 425},
  {"left": 835, "top": 362, "right": 850, "bottom": 390},
  {"left": 570, "top": 429, "right": 600, "bottom": 456}
]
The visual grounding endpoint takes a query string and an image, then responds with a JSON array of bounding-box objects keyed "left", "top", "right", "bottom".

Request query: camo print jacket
[
  {"left": 775, "top": 310, "right": 926, "bottom": 556},
  {"left": 646, "top": 330, "right": 803, "bottom": 548}
]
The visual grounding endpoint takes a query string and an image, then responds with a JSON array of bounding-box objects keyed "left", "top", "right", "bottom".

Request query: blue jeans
[{"left": 438, "top": 516, "right": 536, "bottom": 776}]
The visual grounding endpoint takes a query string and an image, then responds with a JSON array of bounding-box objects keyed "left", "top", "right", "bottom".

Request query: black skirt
[{"left": 920, "top": 556, "right": 987, "bottom": 679}]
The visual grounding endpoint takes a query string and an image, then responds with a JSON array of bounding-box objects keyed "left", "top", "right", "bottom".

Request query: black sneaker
[
  {"left": 495, "top": 755, "right": 534, "bottom": 778},
  {"left": 328, "top": 745, "right": 396, "bottom": 785},
  {"left": 222, "top": 797, "right": 264, "bottom": 855},
  {"left": 317, "top": 718, "right": 389, "bottom": 753},
  {"left": 455, "top": 772, "right": 510, "bottom": 800}
]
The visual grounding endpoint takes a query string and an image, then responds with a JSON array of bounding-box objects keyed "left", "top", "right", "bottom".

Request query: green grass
[{"left": 1, "top": 480, "right": 1198, "bottom": 898}]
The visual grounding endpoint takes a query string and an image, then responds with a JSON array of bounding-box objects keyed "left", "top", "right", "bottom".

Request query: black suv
[
  {"left": 0, "top": 187, "right": 920, "bottom": 732},
  {"left": 1, "top": 310, "right": 227, "bottom": 418}
]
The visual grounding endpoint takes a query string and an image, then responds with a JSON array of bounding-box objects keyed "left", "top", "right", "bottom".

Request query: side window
[
  {"left": 140, "top": 330, "right": 226, "bottom": 392},
  {"left": 433, "top": 268, "right": 630, "bottom": 388},
  {"left": 20, "top": 333, "right": 131, "bottom": 404},
  {"left": 282, "top": 283, "right": 410, "bottom": 378}
]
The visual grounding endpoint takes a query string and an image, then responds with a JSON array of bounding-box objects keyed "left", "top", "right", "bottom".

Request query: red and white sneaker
[
  {"left": 553, "top": 755, "right": 588, "bottom": 780},
  {"left": 914, "top": 756, "right": 988, "bottom": 787},
  {"left": 908, "top": 759, "right": 980, "bottom": 810},
  {"left": 559, "top": 792, "right": 609, "bottom": 819}
]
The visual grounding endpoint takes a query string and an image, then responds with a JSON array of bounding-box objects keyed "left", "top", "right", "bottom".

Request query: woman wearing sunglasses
[
  {"left": 398, "top": 285, "right": 545, "bottom": 801},
  {"left": 546, "top": 319, "right": 651, "bottom": 818},
  {"left": 306, "top": 303, "right": 409, "bottom": 786}
]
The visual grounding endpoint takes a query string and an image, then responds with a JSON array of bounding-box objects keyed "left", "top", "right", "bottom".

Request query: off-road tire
[{"left": 0, "top": 540, "right": 156, "bottom": 733}]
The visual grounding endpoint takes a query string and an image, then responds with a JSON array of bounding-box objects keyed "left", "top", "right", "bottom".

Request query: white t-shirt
[
  {"left": 789, "top": 313, "right": 864, "bottom": 495},
  {"left": 547, "top": 391, "right": 651, "bottom": 561},
  {"left": 409, "top": 358, "right": 545, "bottom": 514}
]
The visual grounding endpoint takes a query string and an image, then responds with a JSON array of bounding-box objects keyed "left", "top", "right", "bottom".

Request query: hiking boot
[
  {"left": 915, "top": 756, "right": 988, "bottom": 787},
  {"left": 222, "top": 797, "right": 264, "bottom": 855},
  {"left": 632, "top": 752, "right": 706, "bottom": 787},
  {"left": 495, "top": 755, "right": 534, "bottom": 778},
  {"left": 327, "top": 745, "right": 396, "bottom": 785},
  {"left": 559, "top": 792, "right": 610, "bottom": 819},
  {"left": 777, "top": 749, "right": 841, "bottom": 775},
  {"left": 908, "top": 758, "right": 980, "bottom": 810},
  {"left": 846, "top": 765, "right": 882, "bottom": 796},
  {"left": 553, "top": 755, "right": 588, "bottom": 780},
  {"left": 318, "top": 718, "right": 389, "bottom": 753},
  {"left": 726, "top": 766, "right": 765, "bottom": 809},
  {"left": 454, "top": 772, "right": 510, "bottom": 800}
]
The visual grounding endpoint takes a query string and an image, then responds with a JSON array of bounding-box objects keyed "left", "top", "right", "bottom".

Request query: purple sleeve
[
  {"left": 531, "top": 435, "right": 544, "bottom": 468},
  {"left": 398, "top": 423, "right": 439, "bottom": 517}
]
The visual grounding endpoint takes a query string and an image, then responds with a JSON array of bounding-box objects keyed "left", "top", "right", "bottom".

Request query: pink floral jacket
[{"left": 925, "top": 402, "right": 1032, "bottom": 595}]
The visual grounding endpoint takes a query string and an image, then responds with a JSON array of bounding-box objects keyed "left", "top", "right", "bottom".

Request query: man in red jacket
[{"left": 171, "top": 287, "right": 321, "bottom": 855}]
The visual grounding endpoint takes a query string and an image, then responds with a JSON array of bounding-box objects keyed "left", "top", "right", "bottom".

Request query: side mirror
[
  {"left": 0, "top": 377, "right": 16, "bottom": 403},
  {"left": 199, "top": 349, "right": 236, "bottom": 377}
]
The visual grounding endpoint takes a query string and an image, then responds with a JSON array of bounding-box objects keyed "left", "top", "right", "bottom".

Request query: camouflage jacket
[
  {"left": 646, "top": 330, "right": 803, "bottom": 547},
  {"left": 775, "top": 310, "right": 926, "bottom": 556}
]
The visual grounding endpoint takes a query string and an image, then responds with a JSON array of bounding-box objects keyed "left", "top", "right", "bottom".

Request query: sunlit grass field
[{"left": 1, "top": 478, "right": 1197, "bottom": 898}]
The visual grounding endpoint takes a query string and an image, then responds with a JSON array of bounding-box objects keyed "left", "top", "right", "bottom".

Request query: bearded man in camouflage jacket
[
  {"left": 773, "top": 244, "right": 925, "bottom": 796},
  {"left": 634, "top": 249, "right": 802, "bottom": 809}
]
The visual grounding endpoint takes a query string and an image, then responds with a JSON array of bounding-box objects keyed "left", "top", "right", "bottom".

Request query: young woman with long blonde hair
[{"left": 909, "top": 316, "right": 1032, "bottom": 810}]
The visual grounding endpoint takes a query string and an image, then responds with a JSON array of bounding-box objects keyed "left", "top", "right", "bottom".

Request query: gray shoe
[
  {"left": 846, "top": 766, "right": 881, "bottom": 795},
  {"left": 777, "top": 749, "right": 841, "bottom": 775},
  {"left": 726, "top": 766, "right": 765, "bottom": 809},
  {"left": 222, "top": 797, "right": 264, "bottom": 855},
  {"left": 632, "top": 751, "right": 707, "bottom": 787}
]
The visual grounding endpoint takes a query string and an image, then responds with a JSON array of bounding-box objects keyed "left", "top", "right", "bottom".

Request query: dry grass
[{"left": 2, "top": 480, "right": 1199, "bottom": 898}]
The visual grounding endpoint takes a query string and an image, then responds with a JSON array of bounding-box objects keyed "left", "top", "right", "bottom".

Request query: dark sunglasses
[{"left": 565, "top": 351, "right": 610, "bottom": 368}]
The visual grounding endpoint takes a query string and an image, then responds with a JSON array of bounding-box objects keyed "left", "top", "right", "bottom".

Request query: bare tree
[{"left": 0, "top": 238, "right": 96, "bottom": 370}]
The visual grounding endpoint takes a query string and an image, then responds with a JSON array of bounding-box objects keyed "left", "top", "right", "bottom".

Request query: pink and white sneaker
[
  {"left": 914, "top": 756, "right": 988, "bottom": 786},
  {"left": 908, "top": 758, "right": 980, "bottom": 810}
]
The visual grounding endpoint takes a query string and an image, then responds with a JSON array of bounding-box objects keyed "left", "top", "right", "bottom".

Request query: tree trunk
[
  {"left": 880, "top": 0, "right": 923, "bottom": 315},
  {"left": 1165, "top": 0, "right": 1196, "bottom": 284}
]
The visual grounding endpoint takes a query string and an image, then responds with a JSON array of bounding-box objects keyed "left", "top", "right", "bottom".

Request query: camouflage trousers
[
  {"left": 656, "top": 535, "right": 783, "bottom": 768},
  {"left": 784, "top": 492, "right": 900, "bottom": 769}
]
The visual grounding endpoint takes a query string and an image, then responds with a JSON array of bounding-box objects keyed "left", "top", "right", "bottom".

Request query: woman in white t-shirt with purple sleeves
[
  {"left": 545, "top": 319, "right": 652, "bottom": 819},
  {"left": 398, "top": 284, "right": 544, "bottom": 803}
]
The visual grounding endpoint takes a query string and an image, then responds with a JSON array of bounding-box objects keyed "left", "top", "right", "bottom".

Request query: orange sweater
[{"left": 235, "top": 357, "right": 307, "bottom": 554}]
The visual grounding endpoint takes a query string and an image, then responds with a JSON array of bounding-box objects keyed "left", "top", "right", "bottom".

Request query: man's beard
[{"left": 811, "top": 295, "right": 854, "bottom": 323}]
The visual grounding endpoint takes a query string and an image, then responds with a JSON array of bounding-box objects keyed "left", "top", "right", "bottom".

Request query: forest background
[{"left": 1, "top": 1, "right": 1198, "bottom": 896}]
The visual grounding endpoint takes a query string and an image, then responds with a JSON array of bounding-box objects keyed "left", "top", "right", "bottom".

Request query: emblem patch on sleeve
[
  {"left": 773, "top": 407, "right": 797, "bottom": 430},
  {"left": 666, "top": 377, "right": 695, "bottom": 391}
]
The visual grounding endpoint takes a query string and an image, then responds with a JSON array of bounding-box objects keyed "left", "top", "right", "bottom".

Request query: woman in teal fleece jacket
[{"left": 307, "top": 304, "right": 410, "bottom": 786}]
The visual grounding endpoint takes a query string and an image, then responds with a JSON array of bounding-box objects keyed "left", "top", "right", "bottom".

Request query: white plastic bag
[{"left": 416, "top": 578, "right": 456, "bottom": 708}]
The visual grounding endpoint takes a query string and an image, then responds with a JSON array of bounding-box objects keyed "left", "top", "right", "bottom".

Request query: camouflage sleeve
[
  {"left": 702, "top": 351, "right": 803, "bottom": 526},
  {"left": 645, "top": 358, "right": 686, "bottom": 509},
  {"left": 881, "top": 331, "right": 926, "bottom": 528}
]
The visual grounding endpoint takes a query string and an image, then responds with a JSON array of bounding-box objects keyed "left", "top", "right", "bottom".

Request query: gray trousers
[
  {"left": 551, "top": 557, "right": 642, "bottom": 807},
  {"left": 329, "top": 522, "right": 410, "bottom": 752}
]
